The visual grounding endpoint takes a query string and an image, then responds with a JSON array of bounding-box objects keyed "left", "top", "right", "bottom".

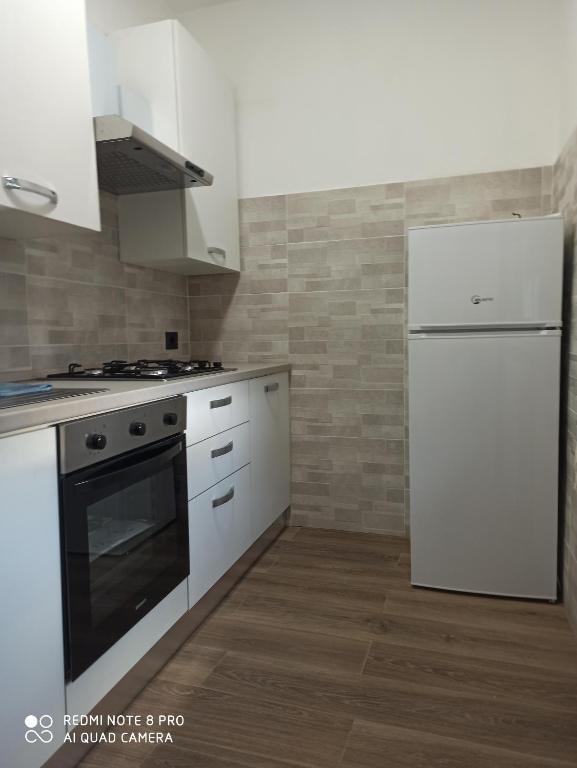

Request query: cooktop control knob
[
  {"left": 130, "top": 421, "right": 147, "bottom": 436},
  {"left": 86, "top": 433, "right": 107, "bottom": 450},
  {"left": 163, "top": 412, "right": 178, "bottom": 426}
]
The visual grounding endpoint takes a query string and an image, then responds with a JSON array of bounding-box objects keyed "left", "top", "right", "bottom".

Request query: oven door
[{"left": 60, "top": 434, "right": 188, "bottom": 681}]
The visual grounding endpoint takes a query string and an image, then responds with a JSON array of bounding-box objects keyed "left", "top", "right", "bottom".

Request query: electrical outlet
[{"left": 165, "top": 331, "right": 179, "bottom": 351}]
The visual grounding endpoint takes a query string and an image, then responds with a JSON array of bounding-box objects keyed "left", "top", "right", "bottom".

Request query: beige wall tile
[{"left": 0, "top": 192, "right": 192, "bottom": 375}]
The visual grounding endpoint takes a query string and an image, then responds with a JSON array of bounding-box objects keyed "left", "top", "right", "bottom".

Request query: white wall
[
  {"left": 560, "top": 0, "right": 577, "bottom": 152},
  {"left": 178, "top": 0, "right": 565, "bottom": 197}
]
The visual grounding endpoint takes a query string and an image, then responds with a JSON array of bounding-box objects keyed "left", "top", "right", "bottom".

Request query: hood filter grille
[{"left": 96, "top": 137, "right": 207, "bottom": 195}]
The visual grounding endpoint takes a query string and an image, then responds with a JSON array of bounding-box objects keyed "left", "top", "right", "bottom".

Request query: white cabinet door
[
  {"left": 0, "top": 0, "right": 100, "bottom": 237},
  {"left": 0, "top": 428, "right": 66, "bottom": 768},
  {"left": 188, "top": 466, "right": 251, "bottom": 607},
  {"left": 174, "top": 23, "right": 240, "bottom": 273},
  {"left": 112, "top": 20, "right": 179, "bottom": 151},
  {"left": 250, "top": 373, "right": 291, "bottom": 539},
  {"left": 112, "top": 20, "right": 240, "bottom": 275}
]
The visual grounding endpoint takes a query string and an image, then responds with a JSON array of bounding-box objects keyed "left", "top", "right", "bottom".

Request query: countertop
[{"left": 0, "top": 363, "right": 291, "bottom": 437}]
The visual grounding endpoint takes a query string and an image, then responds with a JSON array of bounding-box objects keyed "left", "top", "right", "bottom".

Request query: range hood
[{"left": 94, "top": 115, "right": 213, "bottom": 195}]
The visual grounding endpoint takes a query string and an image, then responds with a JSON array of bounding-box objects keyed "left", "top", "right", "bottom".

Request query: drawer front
[
  {"left": 188, "top": 465, "right": 250, "bottom": 608},
  {"left": 187, "top": 422, "right": 250, "bottom": 500},
  {"left": 186, "top": 380, "right": 249, "bottom": 445}
]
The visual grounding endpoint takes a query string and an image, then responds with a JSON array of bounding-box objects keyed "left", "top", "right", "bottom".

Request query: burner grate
[{"left": 47, "top": 359, "right": 233, "bottom": 380}]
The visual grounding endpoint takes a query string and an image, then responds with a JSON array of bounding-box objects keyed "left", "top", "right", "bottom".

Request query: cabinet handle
[
  {"left": 265, "top": 382, "right": 279, "bottom": 393},
  {"left": 2, "top": 176, "right": 58, "bottom": 204},
  {"left": 208, "top": 247, "right": 226, "bottom": 259},
  {"left": 211, "top": 441, "right": 233, "bottom": 459},
  {"left": 212, "top": 486, "right": 235, "bottom": 508},
  {"left": 210, "top": 395, "right": 232, "bottom": 409}
]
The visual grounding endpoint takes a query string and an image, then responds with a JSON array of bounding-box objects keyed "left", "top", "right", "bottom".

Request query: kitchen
[{"left": 1, "top": 1, "right": 577, "bottom": 766}]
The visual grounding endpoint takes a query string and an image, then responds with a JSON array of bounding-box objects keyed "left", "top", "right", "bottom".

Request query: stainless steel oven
[{"left": 58, "top": 396, "right": 188, "bottom": 681}]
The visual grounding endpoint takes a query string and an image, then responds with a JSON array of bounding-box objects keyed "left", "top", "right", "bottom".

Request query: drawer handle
[
  {"left": 208, "top": 246, "right": 226, "bottom": 259},
  {"left": 2, "top": 176, "right": 58, "bottom": 204},
  {"left": 210, "top": 395, "right": 232, "bottom": 409},
  {"left": 211, "top": 441, "right": 233, "bottom": 459},
  {"left": 212, "top": 486, "right": 235, "bottom": 508},
  {"left": 264, "top": 382, "right": 279, "bottom": 393}
]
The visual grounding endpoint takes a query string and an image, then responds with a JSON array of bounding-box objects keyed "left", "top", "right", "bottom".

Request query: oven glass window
[
  {"left": 86, "top": 464, "right": 178, "bottom": 627},
  {"left": 62, "top": 430, "right": 188, "bottom": 681}
]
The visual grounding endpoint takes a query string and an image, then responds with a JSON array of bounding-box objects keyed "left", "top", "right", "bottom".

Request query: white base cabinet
[
  {"left": 186, "top": 371, "right": 290, "bottom": 608},
  {"left": 0, "top": 428, "right": 65, "bottom": 768},
  {"left": 188, "top": 466, "right": 251, "bottom": 607},
  {"left": 0, "top": 0, "right": 100, "bottom": 238},
  {"left": 250, "top": 373, "right": 291, "bottom": 539}
]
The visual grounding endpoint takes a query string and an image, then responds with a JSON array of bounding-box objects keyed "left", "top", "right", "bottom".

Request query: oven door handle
[{"left": 74, "top": 439, "right": 183, "bottom": 492}]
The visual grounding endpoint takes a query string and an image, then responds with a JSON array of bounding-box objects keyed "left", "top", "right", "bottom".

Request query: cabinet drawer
[
  {"left": 187, "top": 422, "right": 250, "bottom": 500},
  {"left": 186, "top": 380, "right": 249, "bottom": 445},
  {"left": 188, "top": 465, "right": 250, "bottom": 607}
]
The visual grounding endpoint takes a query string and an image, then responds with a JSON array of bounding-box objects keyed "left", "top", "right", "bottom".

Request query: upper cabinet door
[
  {"left": 112, "top": 20, "right": 240, "bottom": 275},
  {"left": 112, "top": 20, "right": 180, "bottom": 151},
  {"left": 174, "top": 24, "right": 240, "bottom": 273},
  {"left": 0, "top": 0, "right": 100, "bottom": 237}
]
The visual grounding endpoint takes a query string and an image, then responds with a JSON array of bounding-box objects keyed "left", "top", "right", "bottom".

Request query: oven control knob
[
  {"left": 163, "top": 412, "right": 178, "bottom": 426},
  {"left": 86, "top": 433, "right": 107, "bottom": 450},
  {"left": 130, "top": 421, "right": 147, "bottom": 436}
]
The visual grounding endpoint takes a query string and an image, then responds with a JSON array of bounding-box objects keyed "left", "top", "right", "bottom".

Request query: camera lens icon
[{"left": 25, "top": 715, "right": 54, "bottom": 744}]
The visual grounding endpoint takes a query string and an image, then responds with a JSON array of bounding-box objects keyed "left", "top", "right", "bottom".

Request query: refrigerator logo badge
[{"left": 471, "top": 295, "right": 494, "bottom": 305}]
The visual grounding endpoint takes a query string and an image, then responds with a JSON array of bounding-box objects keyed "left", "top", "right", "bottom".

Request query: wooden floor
[{"left": 80, "top": 527, "right": 577, "bottom": 768}]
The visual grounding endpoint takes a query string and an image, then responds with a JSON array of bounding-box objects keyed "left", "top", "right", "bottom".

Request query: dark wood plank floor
[{"left": 80, "top": 527, "right": 577, "bottom": 768}]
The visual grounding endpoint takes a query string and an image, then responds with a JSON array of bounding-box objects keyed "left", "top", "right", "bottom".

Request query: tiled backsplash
[
  {"left": 0, "top": 192, "right": 190, "bottom": 380},
  {"left": 554, "top": 128, "right": 577, "bottom": 632},
  {"left": 188, "top": 166, "right": 553, "bottom": 535}
]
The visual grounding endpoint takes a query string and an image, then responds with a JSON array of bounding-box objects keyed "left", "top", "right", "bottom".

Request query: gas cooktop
[{"left": 47, "top": 359, "right": 236, "bottom": 381}]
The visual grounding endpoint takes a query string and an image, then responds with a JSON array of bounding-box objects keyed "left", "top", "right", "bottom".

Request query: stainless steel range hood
[{"left": 94, "top": 115, "right": 213, "bottom": 195}]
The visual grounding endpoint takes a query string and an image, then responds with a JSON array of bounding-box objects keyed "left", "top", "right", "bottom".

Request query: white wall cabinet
[
  {"left": 113, "top": 19, "right": 240, "bottom": 275},
  {"left": 0, "top": 428, "right": 66, "bottom": 768},
  {"left": 0, "top": 0, "right": 100, "bottom": 238},
  {"left": 250, "top": 373, "right": 291, "bottom": 539}
]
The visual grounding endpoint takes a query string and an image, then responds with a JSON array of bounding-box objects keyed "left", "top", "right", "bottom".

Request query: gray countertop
[{"left": 0, "top": 363, "right": 291, "bottom": 437}]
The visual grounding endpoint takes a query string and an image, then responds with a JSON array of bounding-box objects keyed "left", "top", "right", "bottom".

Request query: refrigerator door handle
[
  {"left": 408, "top": 322, "right": 562, "bottom": 332},
  {"left": 409, "top": 329, "right": 562, "bottom": 340}
]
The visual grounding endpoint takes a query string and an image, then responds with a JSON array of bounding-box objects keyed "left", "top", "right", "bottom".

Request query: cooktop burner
[{"left": 47, "top": 359, "right": 236, "bottom": 381}]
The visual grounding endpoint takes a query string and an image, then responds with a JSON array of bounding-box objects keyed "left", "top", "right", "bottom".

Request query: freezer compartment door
[
  {"left": 408, "top": 332, "right": 559, "bottom": 598},
  {"left": 408, "top": 216, "right": 563, "bottom": 329}
]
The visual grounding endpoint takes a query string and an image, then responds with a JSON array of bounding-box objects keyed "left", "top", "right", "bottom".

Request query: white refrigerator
[{"left": 408, "top": 215, "right": 563, "bottom": 600}]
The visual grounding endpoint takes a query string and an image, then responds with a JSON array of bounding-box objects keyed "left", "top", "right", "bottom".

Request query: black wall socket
[{"left": 165, "top": 331, "right": 179, "bottom": 351}]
